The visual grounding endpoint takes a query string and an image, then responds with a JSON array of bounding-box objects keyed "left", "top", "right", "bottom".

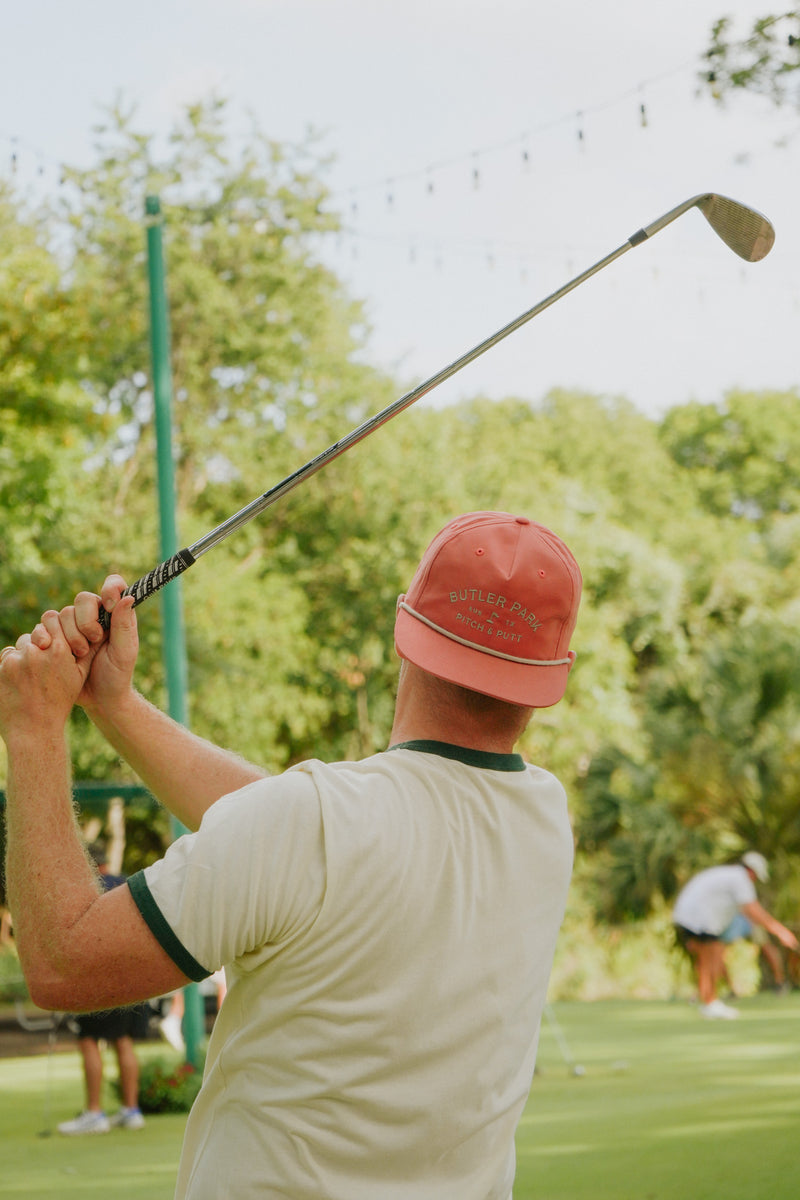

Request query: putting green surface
[
  {"left": 0, "top": 1042, "right": 186, "bottom": 1199},
  {"left": 1, "top": 997, "right": 798, "bottom": 1198},
  {"left": 518, "top": 995, "right": 800, "bottom": 1199}
]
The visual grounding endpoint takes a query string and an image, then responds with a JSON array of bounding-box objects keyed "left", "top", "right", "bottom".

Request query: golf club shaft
[
  {"left": 194, "top": 242, "right": 633, "bottom": 554},
  {"left": 98, "top": 193, "right": 772, "bottom": 626}
]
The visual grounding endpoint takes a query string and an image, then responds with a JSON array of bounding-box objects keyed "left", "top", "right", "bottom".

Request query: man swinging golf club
[{"left": 2, "top": 510, "right": 580, "bottom": 1198}]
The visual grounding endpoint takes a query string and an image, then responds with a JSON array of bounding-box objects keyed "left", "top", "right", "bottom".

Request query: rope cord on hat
[{"left": 398, "top": 602, "right": 572, "bottom": 667}]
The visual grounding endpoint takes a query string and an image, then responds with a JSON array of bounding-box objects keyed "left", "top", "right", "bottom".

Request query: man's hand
[
  {"left": 0, "top": 612, "right": 92, "bottom": 746},
  {"left": 742, "top": 900, "right": 800, "bottom": 953},
  {"left": 29, "top": 575, "right": 139, "bottom": 715}
]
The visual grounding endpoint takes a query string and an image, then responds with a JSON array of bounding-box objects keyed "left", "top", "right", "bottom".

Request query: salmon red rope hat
[{"left": 395, "top": 511, "right": 582, "bottom": 708}]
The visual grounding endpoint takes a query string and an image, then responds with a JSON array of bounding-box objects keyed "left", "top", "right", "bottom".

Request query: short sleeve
[
  {"left": 128, "top": 770, "right": 326, "bottom": 975},
  {"left": 733, "top": 868, "right": 758, "bottom": 907}
]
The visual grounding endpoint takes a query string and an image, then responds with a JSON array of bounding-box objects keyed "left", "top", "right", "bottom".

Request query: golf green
[{"left": 0, "top": 997, "right": 798, "bottom": 1198}]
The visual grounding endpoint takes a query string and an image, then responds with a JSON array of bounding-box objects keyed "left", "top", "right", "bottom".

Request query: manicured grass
[
  {"left": 1, "top": 997, "right": 799, "bottom": 1197},
  {"left": 0, "top": 1042, "right": 186, "bottom": 1199},
  {"left": 518, "top": 995, "right": 800, "bottom": 1199}
]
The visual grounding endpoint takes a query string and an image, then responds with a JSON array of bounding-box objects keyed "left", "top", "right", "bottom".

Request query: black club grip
[{"left": 98, "top": 548, "right": 196, "bottom": 631}]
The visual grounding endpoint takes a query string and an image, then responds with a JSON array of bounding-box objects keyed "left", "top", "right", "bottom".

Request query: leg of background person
[
  {"left": 160, "top": 989, "right": 186, "bottom": 1052},
  {"left": 760, "top": 941, "right": 786, "bottom": 987},
  {"left": 685, "top": 938, "right": 704, "bottom": 1001},
  {"left": 113, "top": 1036, "right": 140, "bottom": 1109},
  {"left": 787, "top": 946, "right": 800, "bottom": 988},
  {"left": 78, "top": 1037, "right": 104, "bottom": 1111},
  {"left": 693, "top": 940, "right": 724, "bottom": 1005}
]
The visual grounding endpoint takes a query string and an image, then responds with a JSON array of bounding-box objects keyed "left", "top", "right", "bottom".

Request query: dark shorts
[
  {"left": 674, "top": 924, "right": 720, "bottom": 950},
  {"left": 73, "top": 1004, "right": 149, "bottom": 1041}
]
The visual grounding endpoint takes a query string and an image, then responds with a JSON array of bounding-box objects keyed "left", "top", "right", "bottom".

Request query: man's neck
[
  {"left": 389, "top": 661, "right": 532, "bottom": 754},
  {"left": 389, "top": 715, "right": 520, "bottom": 754}
]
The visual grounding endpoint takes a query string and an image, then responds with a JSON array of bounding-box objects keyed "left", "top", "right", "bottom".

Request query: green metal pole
[{"left": 145, "top": 194, "right": 204, "bottom": 1067}]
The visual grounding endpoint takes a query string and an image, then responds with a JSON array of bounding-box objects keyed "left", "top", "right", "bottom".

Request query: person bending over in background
[
  {"left": 0, "top": 511, "right": 580, "bottom": 1200},
  {"left": 672, "top": 852, "right": 798, "bottom": 1020}
]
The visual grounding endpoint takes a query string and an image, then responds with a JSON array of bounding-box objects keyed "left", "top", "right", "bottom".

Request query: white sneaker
[
  {"left": 159, "top": 1012, "right": 185, "bottom": 1053},
  {"left": 110, "top": 1106, "right": 145, "bottom": 1130},
  {"left": 58, "top": 1110, "right": 111, "bottom": 1136},
  {"left": 700, "top": 998, "right": 739, "bottom": 1020}
]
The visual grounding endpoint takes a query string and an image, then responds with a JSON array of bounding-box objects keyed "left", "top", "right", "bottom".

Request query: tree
[
  {"left": 702, "top": 10, "right": 800, "bottom": 106},
  {"left": 0, "top": 97, "right": 404, "bottom": 780},
  {"left": 0, "top": 182, "right": 99, "bottom": 643},
  {"left": 36, "top": 97, "right": 410, "bottom": 773},
  {"left": 659, "top": 390, "right": 800, "bottom": 522},
  {"left": 574, "top": 390, "right": 800, "bottom": 925}
]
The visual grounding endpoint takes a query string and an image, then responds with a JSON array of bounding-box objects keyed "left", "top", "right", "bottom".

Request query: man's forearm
[
  {"left": 85, "top": 689, "right": 266, "bottom": 830},
  {"left": 4, "top": 730, "right": 102, "bottom": 1003},
  {"left": 742, "top": 900, "right": 799, "bottom": 949}
]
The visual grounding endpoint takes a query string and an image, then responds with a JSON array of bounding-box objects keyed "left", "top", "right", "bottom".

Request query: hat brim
[{"left": 394, "top": 604, "right": 571, "bottom": 709}]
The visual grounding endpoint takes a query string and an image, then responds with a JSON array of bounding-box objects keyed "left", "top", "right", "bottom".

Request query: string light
[
  {"left": 0, "top": 45, "right": 789, "bottom": 296},
  {"left": 334, "top": 58, "right": 695, "bottom": 208},
  {"left": 0, "top": 54, "right": 708, "bottom": 212}
]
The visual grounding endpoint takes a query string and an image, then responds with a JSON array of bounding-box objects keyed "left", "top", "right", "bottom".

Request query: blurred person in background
[{"left": 673, "top": 851, "right": 798, "bottom": 1020}]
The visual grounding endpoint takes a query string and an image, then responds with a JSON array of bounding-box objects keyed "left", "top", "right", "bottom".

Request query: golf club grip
[{"left": 97, "top": 548, "right": 196, "bottom": 631}]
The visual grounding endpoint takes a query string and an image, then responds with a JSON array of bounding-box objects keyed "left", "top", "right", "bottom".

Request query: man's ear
[{"left": 566, "top": 650, "right": 577, "bottom": 672}]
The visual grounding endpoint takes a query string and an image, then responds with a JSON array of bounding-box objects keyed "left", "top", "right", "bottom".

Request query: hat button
[{"left": 515, "top": 516, "right": 530, "bottom": 525}]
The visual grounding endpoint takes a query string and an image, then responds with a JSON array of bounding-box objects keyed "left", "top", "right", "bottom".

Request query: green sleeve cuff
[{"left": 128, "top": 870, "right": 211, "bottom": 983}]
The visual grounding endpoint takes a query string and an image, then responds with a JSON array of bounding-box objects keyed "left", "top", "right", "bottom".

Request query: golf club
[
  {"left": 98, "top": 191, "right": 774, "bottom": 628},
  {"left": 14, "top": 999, "right": 65, "bottom": 1136},
  {"left": 543, "top": 1003, "right": 586, "bottom": 1077}
]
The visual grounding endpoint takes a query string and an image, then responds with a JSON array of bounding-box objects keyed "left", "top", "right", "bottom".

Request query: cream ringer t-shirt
[{"left": 128, "top": 741, "right": 574, "bottom": 1200}]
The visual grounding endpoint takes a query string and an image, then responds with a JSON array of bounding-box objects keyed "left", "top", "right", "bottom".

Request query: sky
[{"left": 2, "top": 0, "right": 798, "bottom": 419}]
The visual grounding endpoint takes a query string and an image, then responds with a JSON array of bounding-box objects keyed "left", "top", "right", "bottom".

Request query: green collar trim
[{"left": 388, "top": 739, "right": 526, "bottom": 772}]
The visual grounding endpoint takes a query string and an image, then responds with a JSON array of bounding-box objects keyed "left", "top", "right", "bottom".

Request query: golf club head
[{"left": 695, "top": 193, "right": 775, "bottom": 262}]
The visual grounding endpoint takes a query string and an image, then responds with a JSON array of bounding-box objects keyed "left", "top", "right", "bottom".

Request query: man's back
[{"left": 141, "top": 742, "right": 573, "bottom": 1199}]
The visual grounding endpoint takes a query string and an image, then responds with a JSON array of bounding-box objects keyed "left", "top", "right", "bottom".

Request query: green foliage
[
  {"left": 660, "top": 392, "right": 800, "bottom": 521},
  {"left": 0, "top": 183, "right": 99, "bottom": 643},
  {"left": 0, "top": 944, "right": 27, "bottom": 1001},
  {"left": 124, "top": 1055, "right": 203, "bottom": 1114},
  {"left": 702, "top": 11, "right": 800, "bottom": 106}
]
